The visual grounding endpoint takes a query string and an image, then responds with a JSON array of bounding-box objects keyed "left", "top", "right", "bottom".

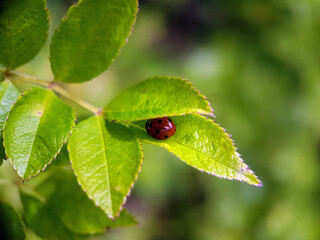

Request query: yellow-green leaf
[
  {"left": 68, "top": 116, "right": 143, "bottom": 218},
  {"left": 0, "top": 80, "right": 20, "bottom": 136},
  {"left": 3, "top": 88, "right": 75, "bottom": 179},
  {"left": 104, "top": 76, "right": 213, "bottom": 121},
  {"left": 130, "top": 114, "right": 262, "bottom": 187},
  {"left": 50, "top": 0, "right": 138, "bottom": 83}
]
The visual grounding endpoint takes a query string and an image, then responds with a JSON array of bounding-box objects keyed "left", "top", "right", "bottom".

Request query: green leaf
[
  {"left": 35, "top": 168, "right": 137, "bottom": 234},
  {"left": 43, "top": 144, "right": 69, "bottom": 173},
  {"left": 0, "top": 0, "right": 49, "bottom": 70},
  {"left": 0, "top": 137, "right": 5, "bottom": 166},
  {"left": 104, "top": 76, "right": 213, "bottom": 121},
  {"left": 0, "top": 80, "right": 20, "bottom": 136},
  {"left": 50, "top": 0, "right": 138, "bottom": 83},
  {"left": 0, "top": 80, "right": 21, "bottom": 166},
  {"left": 129, "top": 114, "right": 262, "bottom": 187},
  {"left": 20, "top": 191, "right": 80, "bottom": 240},
  {"left": 68, "top": 116, "right": 143, "bottom": 218},
  {"left": 3, "top": 87, "right": 75, "bottom": 179},
  {"left": 0, "top": 72, "right": 4, "bottom": 82},
  {"left": 51, "top": 144, "right": 69, "bottom": 166},
  {"left": 104, "top": 209, "right": 137, "bottom": 229},
  {"left": 20, "top": 189, "right": 135, "bottom": 239},
  {"left": 0, "top": 202, "right": 26, "bottom": 240}
]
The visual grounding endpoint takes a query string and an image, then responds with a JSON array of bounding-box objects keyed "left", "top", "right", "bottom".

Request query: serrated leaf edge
[
  {"left": 2, "top": 87, "right": 76, "bottom": 181},
  {"left": 105, "top": 76, "right": 214, "bottom": 122},
  {"left": 0, "top": 79, "right": 19, "bottom": 162},
  {"left": 117, "top": 138, "right": 143, "bottom": 217},
  {"left": 50, "top": 0, "right": 139, "bottom": 83},
  {"left": 5, "top": 0, "right": 50, "bottom": 70},
  {"left": 68, "top": 119, "right": 144, "bottom": 219},
  {"left": 130, "top": 115, "right": 262, "bottom": 187}
]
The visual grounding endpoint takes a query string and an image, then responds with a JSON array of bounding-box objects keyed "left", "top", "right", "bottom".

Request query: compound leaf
[
  {"left": 0, "top": 202, "right": 26, "bottom": 240},
  {"left": 50, "top": 0, "right": 138, "bottom": 83},
  {"left": 104, "top": 76, "right": 213, "bottom": 121},
  {"left": 68, "top": 116, "right": 143, "bottom": 218},
  {"left": 35, "top": 168, "right": 138, "bottom": 234},
  {"left": 0, "top": 0, "right": 49, "bottom": 69},
  {"left": 3, "top": 88, "right": 75, "bottom": 179},
  {"left": 130, "top": 114, "right": 262, "bottom": 187}
]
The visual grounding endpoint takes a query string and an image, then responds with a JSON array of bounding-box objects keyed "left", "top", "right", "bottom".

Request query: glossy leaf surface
[
  {"left": 50, "top": 0, "right": 138, "bottom": 83},
  {"left": 130, "top": 114, "right": 262, "bottom": 186},
  {"left": 0, "top": 202, "right": 26, "bottom": 240},
  {"left": 0, "top": 81, "right": 16, "bottom": 166},
  {"left": 105, "top": 76, "right": 213, "bottom": 121},
  {"left": 3, "top": 88, "right": 75, "bottom": 179},
  {"left": 0, "top": 80, "right": 20, "bottom": 135},
  {"left": 68, "top": 116, "right": 143, "bottom": 218},
  {"left": 0, "top": 0, "right": 48, "bottom": 69}
]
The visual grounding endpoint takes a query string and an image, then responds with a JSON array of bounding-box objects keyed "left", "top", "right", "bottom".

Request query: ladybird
[{"left": 145, "top": 117, "right": 176, "bottom": 140}]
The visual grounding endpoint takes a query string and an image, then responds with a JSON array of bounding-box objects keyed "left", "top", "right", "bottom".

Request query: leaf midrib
[
  {"left": 96, "top": 116, "right": 114, "bottom": 216},
  {"left": 129, "top": 123, "right": 258, "bottom": 184},
  {"left": 168, "top": 140, "right": 257, "bottom": 183},
  {"left": 53, "top": 1, "right": 132, "bottom": 82},
  {"left": 24, "top": 91, "right": 52, "bottom": 178}
]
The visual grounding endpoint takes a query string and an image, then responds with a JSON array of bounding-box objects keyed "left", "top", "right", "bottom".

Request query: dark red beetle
[{"left": 145, "top": 117, "right": 176, "bottom": 140}]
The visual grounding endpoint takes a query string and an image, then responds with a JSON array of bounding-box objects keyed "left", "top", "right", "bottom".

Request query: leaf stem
[
  {"left": 9, "top": 71, "right": 51, "bottom": 87},
  {"left": 0, "top": 179, "right": 12, "bottom": 185},
  {"left": 0, "top": 67, "right": 102, "bottom": 115},
  {"left": 51, "top": 84, "right": 101, "bottom": 115}
]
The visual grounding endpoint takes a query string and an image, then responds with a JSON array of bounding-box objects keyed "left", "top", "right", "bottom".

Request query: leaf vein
[{"left": 96, "top": 116, "right": 113, "bottom": 214}]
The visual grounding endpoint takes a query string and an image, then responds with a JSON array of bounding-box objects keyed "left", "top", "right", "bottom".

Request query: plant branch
[
  {"left": 9, "top": 71, "right": 51, "bottom": 87},
  {"left": 52, "top": 84, "right": 101, "bottom": 115},
  {"left": 0, "top": 67, "right": 102, "bottom": 115}
]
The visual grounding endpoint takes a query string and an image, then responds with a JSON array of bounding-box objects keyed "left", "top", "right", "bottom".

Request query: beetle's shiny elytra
[{"left": 145, "top": 117, "right": 176, "bottom": 140}]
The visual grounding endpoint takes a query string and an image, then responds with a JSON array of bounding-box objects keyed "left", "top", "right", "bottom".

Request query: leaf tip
[{"left": 256, "top": 181, "right": 263, "bottom": 187}]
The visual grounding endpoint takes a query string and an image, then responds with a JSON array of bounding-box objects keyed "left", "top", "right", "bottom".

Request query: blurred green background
[{"left": 1, "top": 0, "right": 320, "bottom": 239}]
